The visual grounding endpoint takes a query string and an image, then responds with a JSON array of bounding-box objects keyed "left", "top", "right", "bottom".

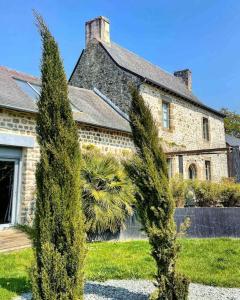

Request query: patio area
[{"left": 0, "top": 228, "right": 31, "bottom": 253}]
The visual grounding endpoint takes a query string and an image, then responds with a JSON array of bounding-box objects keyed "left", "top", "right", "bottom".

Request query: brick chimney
[
  {"left": 85, "top": 16, "right": 110, "bottom": 46},
  {"left": 174, "top": 69, "right": 192, "bottom": 91}
]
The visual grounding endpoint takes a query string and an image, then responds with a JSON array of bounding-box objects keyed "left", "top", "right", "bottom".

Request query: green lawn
[{"left": 1, "top": 239, "right": 240, "bottom": 300}]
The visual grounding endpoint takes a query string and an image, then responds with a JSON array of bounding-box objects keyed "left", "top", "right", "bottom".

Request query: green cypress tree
[
  {"left": 126, "top": 88, "right": 189, "bottom": 300},
  {"left": 31, "top": 14, "right": 86, "bottom": 300}
]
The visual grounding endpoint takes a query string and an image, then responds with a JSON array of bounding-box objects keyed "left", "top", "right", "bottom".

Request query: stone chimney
[
  {"left": 174, "top": 69, "right": 192, "bottom": 91},
  {"left": 85, "top": 16, "right": 110, "bottom": 46}
]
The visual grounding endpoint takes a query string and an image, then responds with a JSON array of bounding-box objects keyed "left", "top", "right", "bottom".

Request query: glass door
[{"left": 0, "top": 159, "right": 19, "bottom": 228}]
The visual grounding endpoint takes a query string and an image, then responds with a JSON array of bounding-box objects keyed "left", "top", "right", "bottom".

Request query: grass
[{"left": 1, "top": 239, "right": 240, "bottom": 299}]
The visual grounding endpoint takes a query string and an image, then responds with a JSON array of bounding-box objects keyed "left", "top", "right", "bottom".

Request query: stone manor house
[{"left": 0, "top": 16, "right": 228, "bottom": 228}]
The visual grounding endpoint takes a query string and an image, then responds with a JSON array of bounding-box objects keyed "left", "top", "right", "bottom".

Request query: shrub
[
  {"left": 81, "top": 146, "right": 135, "bottom": 240},
  {"left": 169, "top": 175, "right": 188, "bottom": 207},
  {"left": 191, "top": 179, "right": 221, "bottom": 207},
  {"left": 219, "top": 180, "right": 240, "bottom": 207},
  {"left": 31, "top": 14, "right": 86, "bottom": 300},
  {"left": 126, "top": 88, "right": 189, "bottom": 299},
  {"left": 170, "top": 175, "right": 240, "bottom": 207}
]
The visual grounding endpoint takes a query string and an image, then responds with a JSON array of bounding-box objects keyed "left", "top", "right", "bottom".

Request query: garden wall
[{"left": 119, "top": 208, "right": 240, "bottom": 239}]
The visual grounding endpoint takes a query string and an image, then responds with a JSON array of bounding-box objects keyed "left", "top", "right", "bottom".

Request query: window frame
[
  {"left": 202, "top": 117, "right": 210, "bottom": 141},
  {"left": 205, "top": 160, "right": 211, "bottom": 181},
  {"left": 162, "top": 101, "right": 170, "bottom": 129},
  {"left": 167, "top": 158, "right": 173, "bottom": 178}
]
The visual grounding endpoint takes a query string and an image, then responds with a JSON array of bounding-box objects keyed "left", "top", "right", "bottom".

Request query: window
[
  {"left": 162, "top": 102, "right": 170, "bottom": 129},
  {"left": 14, "top": 78, "right": 40, "bottom": 102},
  {"left": 188, "top": 164, "right": 197, "bottom": 179},
  {"left": 205, "top": 161, "right": 211, "bottom": 181},
  {"left": 167, "top": 158, "right": 173, "bottom": 178},
  {"left": 203, "top": 117, "right": 209, "bottom": 141},
  {"left": 178, "top": 155, "right": 183, "bottom": 175}
]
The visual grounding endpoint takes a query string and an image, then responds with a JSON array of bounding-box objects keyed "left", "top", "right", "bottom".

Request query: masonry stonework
[
  {"left": 139, "top": 84, "right": 228, "bottom": 181},
  {"left": 69, "top": 40, "right": 141, "bottom": 114},
  {"left": 0, "top": 108, "right": 134, "bottom": 224}
]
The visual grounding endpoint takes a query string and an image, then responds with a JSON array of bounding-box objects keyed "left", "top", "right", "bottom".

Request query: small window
[
  {"left": 162, "top": 102, "right": 170, "bottom": 129},
  {"left": 203, "top": 117, "right": 209, "bottom": 141},
  {"left": 167, "top": 158, "right": 173, "bottom": 178},
  {"left": 14, "top": 78, "right": 41, "bottom": 102},
  {"left": 178, "top": 155, "right": 183, "bottom": 175},
  {"left": 205, "top": 161, "right": 211, "bottom": 181},
  {"left": 188, "top": 164, "right": 197, "bottom": 180}
]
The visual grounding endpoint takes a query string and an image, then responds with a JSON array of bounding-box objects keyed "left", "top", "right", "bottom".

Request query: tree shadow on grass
[
  {"left": 85, "top": 282, "right": 151, "bottom": 300},
  {"left": 0, "top": 277, "right": 30, "bottom": 295}
]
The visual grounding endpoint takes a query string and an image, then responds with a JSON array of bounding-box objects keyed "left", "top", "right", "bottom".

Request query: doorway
[
  {"left": 0, "top": 161, "right": 15, "bottom": 224},
  {"left": 0, "top": 146, "right": 21, "bottom": 228}
]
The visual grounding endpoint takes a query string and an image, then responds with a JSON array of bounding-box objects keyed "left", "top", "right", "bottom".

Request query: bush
[
  {"left": 170, "top": 175, "right": 240, "bottom": 207},
  {"left": 191, "top": 180, "right": 221, "bottom": 207},
  {"left": 169, "top": 175, "right": 188, "bottom": 207},
  {"left": 81, "top": 146, "right": 135, "bottom": 240},
  {"left": 219, "top": 180, "right": 240, "bottom": 207}
]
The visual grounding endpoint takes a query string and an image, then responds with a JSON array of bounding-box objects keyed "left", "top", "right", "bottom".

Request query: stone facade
[
  {"left": 0, "top": 108, "right": 134, "bottom": 224},
  {"left": 69, "top": 40, "right": 141, "bottom": 114},
  {"left": 139, "top": 83, "right": 228, "bottom": 181},
  {"left": 69, "top": 19, "right": 228, "bottom": 183}
]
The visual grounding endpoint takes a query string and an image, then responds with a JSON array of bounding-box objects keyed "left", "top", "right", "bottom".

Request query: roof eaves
[{"left": 0, "top": 103, "right": 37, "bottom": 114}]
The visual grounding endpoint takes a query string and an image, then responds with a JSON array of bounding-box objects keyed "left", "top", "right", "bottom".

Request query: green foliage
[
  {"left": 81, "top": 146, "right": 135, "bottom": 240},
  {"left": 126, "top": 88, "right": 189, "bottom": 299},
  {"left": 31, "top": 13, "right": 86, "bottom": 300},
  {"left": 221, "top": 108, "right": 240, "bottom": 138},
  {"left": 169, "top": 175, "right": 188, "bottom": 207},
  {"left": 171, "top": 176, "right": 240, "bottom": 207}
]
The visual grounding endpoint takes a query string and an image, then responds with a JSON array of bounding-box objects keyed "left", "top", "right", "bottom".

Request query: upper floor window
[
  {"left": 205, "top": 160, "right": 211, "bottom": 181},
  {"left": 162, "top": 102, "right": 170, "bottom": 129},
  {"left": 203, "top": 117, "right": 210, "bottom": 141}
]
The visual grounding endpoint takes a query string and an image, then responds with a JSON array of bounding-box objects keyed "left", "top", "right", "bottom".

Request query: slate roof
[
  {"left": 100, "top": 41, "right": 224, "bottom": 117},
  {"left": 226, "top": 134, "right": 240, "bottom": 147},
  {"left": 0, "top": 66, "right": 131, "bottom": 133}
]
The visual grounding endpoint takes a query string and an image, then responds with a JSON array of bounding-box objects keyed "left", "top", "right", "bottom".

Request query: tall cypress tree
[
  {"left": 31, "top": 14, "right": 86, "bottom": 300},
  {"left": 126, "top": 88, "right": 189, "bottom": 300}
]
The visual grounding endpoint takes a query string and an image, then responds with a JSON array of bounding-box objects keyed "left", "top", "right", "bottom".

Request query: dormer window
[
  {"left": 203, "top": 117, "right": 210, "bottom": 141},
  {"left": 162, "top": 102, "right": 170, "bottom": 129}
]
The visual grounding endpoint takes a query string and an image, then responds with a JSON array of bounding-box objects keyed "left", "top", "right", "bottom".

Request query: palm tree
[{"left": 81, "top": 147, "right": 135, "bottom": 240}]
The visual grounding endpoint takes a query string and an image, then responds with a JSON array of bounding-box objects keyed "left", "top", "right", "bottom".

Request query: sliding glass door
[{"left": 0, "top": 147, "right": 21, "bottom": 228}]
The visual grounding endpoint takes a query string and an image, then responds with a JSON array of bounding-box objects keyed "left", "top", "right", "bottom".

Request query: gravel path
[{"left": 13, "top": 280, "right": 240, "bottom": 300}]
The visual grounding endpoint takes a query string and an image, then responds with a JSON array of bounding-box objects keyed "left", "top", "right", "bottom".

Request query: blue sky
[{"left": 0, "top": 0, "right": 240, "bottom": 113}]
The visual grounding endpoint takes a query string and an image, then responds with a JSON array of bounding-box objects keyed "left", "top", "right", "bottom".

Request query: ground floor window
[
  {"left": 188, "top": 163, "right": 197, "bottom": 179},
  {"left": 167, "top": 158, "right": 173, "bottom": 178},
  {"left": 205, "top": 160, "right": 211, "bottom": 181}
]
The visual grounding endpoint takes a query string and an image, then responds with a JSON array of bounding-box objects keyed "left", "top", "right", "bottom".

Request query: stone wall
[
  {"left": 139, "top": 84, "right": 228, "bottom": 181},
  {"left": 69, "top": 40, "right": 141, "bottom": 114},
  {"left": 0, "top": 108, "right": 134, "bottom": 224}
]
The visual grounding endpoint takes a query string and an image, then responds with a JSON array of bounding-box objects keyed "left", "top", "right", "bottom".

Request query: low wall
[{"left": 119, "top": 207, "right": 240, "bottom": 239}]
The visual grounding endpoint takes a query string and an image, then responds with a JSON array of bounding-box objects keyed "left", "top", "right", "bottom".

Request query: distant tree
[
  {"left": 81, "top": 146, "right": 135, "bottom": 240},
  {"left": 221, "top": 108, "right": 240, "bottom": 138},
  {"left": 31, "top": 13, "right": 86, "bottom": 300},
  {"left": 125, "top": 88, "right": 189, "bottom": 300}
]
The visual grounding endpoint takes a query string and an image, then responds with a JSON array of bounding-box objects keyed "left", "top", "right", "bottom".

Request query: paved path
[{"left": 0, "top": 228, "right": 31, "bottom": 253}]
